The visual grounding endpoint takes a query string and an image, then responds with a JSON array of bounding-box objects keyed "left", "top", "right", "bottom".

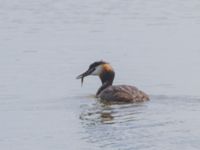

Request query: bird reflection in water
[
  {"left": 79, "top": 100, "right": 148, "bottom": 149},
  {"left": 80, "top": 100, "right": 147, "bottom": 125}
]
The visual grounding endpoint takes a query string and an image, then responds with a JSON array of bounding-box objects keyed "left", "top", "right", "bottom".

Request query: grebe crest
[{"left": 77, "top": 61, "right": 149, "bottom": 103}]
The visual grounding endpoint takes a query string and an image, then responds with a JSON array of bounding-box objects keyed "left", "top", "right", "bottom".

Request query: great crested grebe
[{"left": 76, "top": 61, "right": 149, "bottom": 102}]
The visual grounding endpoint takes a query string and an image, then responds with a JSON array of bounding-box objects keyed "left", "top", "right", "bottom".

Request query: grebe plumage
[{"left": 76, "top": 61, "right": 149, "bottom": 102}]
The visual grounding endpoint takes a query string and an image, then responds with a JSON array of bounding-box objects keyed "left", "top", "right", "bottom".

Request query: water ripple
[{"left": 80, "top": 95, "right": 200, "bottom": 150}]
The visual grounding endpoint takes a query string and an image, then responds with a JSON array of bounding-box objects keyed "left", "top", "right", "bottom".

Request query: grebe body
[{"left": 77, "top": 61, "right": 149, "bottom": 102}]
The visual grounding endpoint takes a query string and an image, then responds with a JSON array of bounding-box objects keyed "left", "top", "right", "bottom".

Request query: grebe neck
[{"left": 96, "top": 70, "right": 115, "bottom": 96}]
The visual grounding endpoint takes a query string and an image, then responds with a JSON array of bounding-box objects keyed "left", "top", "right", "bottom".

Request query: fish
[
  {"left": 77, "top": 67, "right": 94, "bottom": 87},
  {"left": 76, "top": 72, "right": 85, "bottom": 86},
  {"left": 81, "top": 76, "right": 84, "bottom": 86}
]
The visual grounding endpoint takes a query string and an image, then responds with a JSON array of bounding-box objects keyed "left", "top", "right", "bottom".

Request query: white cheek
[{"left": 91, "top": 65, "right": 103, "bottom": 75}]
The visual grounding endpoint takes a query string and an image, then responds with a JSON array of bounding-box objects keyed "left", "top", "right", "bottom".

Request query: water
[{"left": 0, "top": 0, "right": 200, "bottom": 149}]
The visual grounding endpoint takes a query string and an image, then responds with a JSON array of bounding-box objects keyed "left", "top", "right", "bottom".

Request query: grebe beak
[
  {"left": 76, "top": 68, "right": 94, "bottom": 79},
  {"left": 76, "top": 68, "right": 95, "bottom": 86}
]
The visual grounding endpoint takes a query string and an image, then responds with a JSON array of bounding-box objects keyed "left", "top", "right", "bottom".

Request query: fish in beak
[{"left": 76, "top": 68, "right": 95, "bottom": 86}]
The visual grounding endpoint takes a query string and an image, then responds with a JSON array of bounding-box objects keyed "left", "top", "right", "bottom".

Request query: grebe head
[{"left": 76, "top": 61, "right": 115, "bottom": 85}]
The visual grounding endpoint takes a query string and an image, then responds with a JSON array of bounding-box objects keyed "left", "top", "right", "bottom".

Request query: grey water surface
[{"left": 0, "top": 0, "right": 200, "bottom": 150}]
